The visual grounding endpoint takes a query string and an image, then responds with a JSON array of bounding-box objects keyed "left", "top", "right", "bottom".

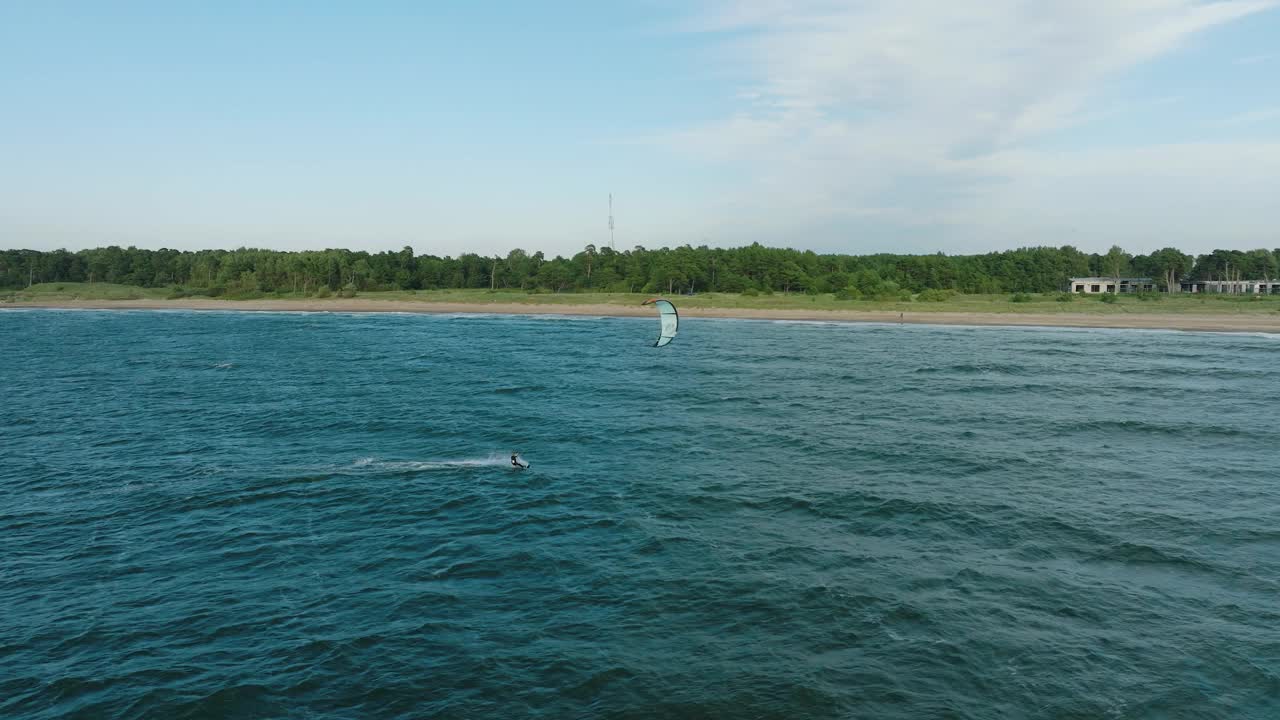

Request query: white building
[
  {"left": 1178, "top": 280, "right": 1280, "bottom": 294},
  {"left": 1068, "top": 277, "right": 1155, "bottom": 294}
]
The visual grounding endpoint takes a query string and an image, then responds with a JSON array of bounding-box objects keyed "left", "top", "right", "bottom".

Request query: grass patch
[
  {"left": 18, "top": 282, "right": 171, "bottom": 301},
  {"left": 9, "top": 283, "right": 1280, "bottom": 316},
  {"left": 916, "top": 289, "right": 956, "bottom": 302}
]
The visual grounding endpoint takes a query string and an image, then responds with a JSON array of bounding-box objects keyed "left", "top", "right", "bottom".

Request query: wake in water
[{"left": 351, "top": 453, "right": 518, "bottom": 472}]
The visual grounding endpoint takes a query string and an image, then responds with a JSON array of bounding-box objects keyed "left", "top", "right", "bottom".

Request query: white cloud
[{"left": 653, "top": 0, "right": 1280, "bottom": 252}]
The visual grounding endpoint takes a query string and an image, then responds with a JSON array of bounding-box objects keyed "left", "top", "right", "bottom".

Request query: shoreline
[{"left": 6, "top": 298, "right": 1280, "bottom": 333}]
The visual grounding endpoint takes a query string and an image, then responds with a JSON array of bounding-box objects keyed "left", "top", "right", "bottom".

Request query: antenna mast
[{"left": 608, "top": 193, "right": 615, "bottom": 250}]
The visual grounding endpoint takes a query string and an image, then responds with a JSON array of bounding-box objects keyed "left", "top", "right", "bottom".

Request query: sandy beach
[{"left": 6, "top": 297, "right": 1280, "bottom": 333}]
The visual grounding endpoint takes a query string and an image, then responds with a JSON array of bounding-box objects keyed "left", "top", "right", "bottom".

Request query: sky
[{"left": 2, "top": 0, "right": 1278, "bottom": 258}]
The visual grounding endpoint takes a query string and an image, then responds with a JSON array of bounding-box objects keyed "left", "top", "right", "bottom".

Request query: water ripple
[{"left": 2, "top": 309, "right": 1278, "bottom": 719}]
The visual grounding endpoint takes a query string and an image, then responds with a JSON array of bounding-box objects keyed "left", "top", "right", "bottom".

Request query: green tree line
[{"left": 3, "top": 243, "right": 1279, "bottom": 295}]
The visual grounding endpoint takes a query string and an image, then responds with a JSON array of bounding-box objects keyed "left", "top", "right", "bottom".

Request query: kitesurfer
[{"left": 511, "top": 452, "right": 528, "bottom": 470}]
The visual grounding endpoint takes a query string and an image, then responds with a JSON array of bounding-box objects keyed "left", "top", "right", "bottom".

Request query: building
[
  {"left": 1068, "top": 277, "right": 1155, "bottom": 294},
  {"left": 1178, "top": 279, "right": 1280, "bottom": 295}
]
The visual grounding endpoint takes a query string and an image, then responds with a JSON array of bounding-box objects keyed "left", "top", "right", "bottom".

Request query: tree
[
  {"left": 573, "top": 244, "right": 597, "bottom": 288},
  {"left": 774, "top": 261, "right": 807, "bottom": 294},
  {"left": 1102, "top": 245, "right": 1131, "bottom": 292},
  {"left": 352, "top": 259, "right": 372, "bottom": 290},
  {"left": 852, "top": 269, "right": 883, "bottom": 295},
  {"left": 1140, "top": 248, "right": 1193, "bottom": 292},
  {"left": 505, "top": 249, "right": 534, "bottom": 290},
  {"left": 4, "top": 242, "right": 1275, "bottom": 299},
  {"left": 536, "top": 258, "right": 573, "bottom": 292}
]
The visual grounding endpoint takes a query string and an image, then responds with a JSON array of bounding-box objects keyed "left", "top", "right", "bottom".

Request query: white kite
[{"left": 641, "top": 298, "right": 678, "bottom": 347}]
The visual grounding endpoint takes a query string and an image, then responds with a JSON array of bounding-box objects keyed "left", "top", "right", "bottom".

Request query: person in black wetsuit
[{"left": 511, "top": 452, "right": 527, "bottom": 469}]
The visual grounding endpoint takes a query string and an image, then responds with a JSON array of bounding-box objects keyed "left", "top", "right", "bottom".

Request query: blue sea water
[{"left": 1, "top": 308, "right": 1278, "bottom": 719}]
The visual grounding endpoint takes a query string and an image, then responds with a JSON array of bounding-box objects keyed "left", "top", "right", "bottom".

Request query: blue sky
[{"left": 2, "top": 1, "right": 1278, "bottom": 257}]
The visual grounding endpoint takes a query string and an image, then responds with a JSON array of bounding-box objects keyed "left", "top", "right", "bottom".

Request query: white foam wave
[
  {"left": 522, "top": 313, "right": 612, "bottom": 321},
  {"left": 350, "top": 453, "right": 515, "bottom": 471}
]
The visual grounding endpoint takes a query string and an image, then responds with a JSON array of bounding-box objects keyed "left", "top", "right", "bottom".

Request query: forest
[{"left": 3, "top": 243, "right": 1279, "bottom": 298}]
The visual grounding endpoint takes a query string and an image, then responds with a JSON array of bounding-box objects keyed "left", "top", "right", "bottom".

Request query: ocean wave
[
  {"left": 1087, "top": 541, "right": 1224, "bottom": 575},
  {"left": 1046, "top": 418, "right": 1256, "bottom": 438},
  {"left": 492, "top": 385, "right": 548, "bottom": 394},
  {"left": 6, "top": 307, "right": 1280, "bottom": 720}
]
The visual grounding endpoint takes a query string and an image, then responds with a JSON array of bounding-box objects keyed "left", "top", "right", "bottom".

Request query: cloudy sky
[{"left": 2, "top": 1, "right": 1277, "bottom": 257}]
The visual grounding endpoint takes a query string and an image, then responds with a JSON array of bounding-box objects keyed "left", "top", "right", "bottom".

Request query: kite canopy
[{"left": 641, "top": 298, "right": 678, "bottom": 347}]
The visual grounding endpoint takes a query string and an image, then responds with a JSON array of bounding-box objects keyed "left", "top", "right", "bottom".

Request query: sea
[{"left": 1, "top": 308, "right": 1278, "bottom": 719}]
